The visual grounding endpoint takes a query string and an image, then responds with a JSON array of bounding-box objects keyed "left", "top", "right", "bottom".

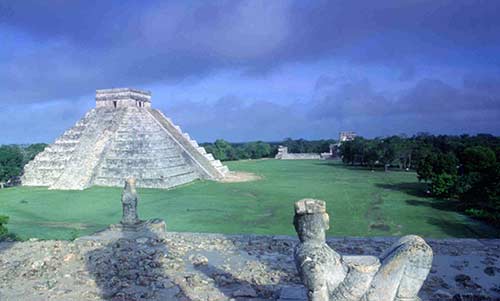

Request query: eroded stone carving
[
  {"left": 121, "top": 177, "right": 140, "bottom": 225},
  {"left": 293, "top": 199, "right": 433, "bottom": 301},
  {"left": 106, "top": 177, "right": 166, "bottom": 234}
]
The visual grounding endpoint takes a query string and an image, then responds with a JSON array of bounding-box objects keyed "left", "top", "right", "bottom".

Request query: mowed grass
[{"left": 0, "top": 159, "right": 498, "bottom": 240}]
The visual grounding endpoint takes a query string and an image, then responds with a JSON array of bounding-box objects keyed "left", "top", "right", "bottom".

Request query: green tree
[
  {"left": 379, "top": 137, "right": 397, "bottom": 171},
  {"left": 364, "top": 141, "right": 380, "bottom": 169},
  {"left": 243, "top": 141, "right": 271, "bottom": 159},
  {"left": 430, "top": 173, "right": 457, "bottom": 197},
  {"left": 22, "top": 143, "right": 47, "bottom": 164},
  {"left": 0, "top": 215, "right": 8, "bottom": 239},
  {"left": 0, "top": 146, "right": 23, "bottom": 182},
  {"left": 462, "top": 146, "right": 496, "bottom": 173}
]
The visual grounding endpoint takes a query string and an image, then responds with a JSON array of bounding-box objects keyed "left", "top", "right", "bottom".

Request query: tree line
[
  {"left": 0, "top": 143, "right": 47, "bottom": 183},
  {"left": 201, "top": 138, "right": 335, "bottom": 161},
  {"left": 339, "top": 133, "right": 500, "bottom": 225}
]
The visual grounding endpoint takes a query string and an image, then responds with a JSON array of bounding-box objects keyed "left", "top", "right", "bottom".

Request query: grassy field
[{"left": 0, "top": 159, "right": 498, "bottom": 240}]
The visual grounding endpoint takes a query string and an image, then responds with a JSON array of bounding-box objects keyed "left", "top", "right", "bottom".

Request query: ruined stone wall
[
  {"left": 275, "top": 145, "right": 321, "bottom": 160},
  {"left": 279, "top": 153, "right": 321, "bottom": 160}
]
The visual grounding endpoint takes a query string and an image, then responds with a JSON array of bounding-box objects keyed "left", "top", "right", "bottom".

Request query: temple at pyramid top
[
  {"left": 22, "top": 88, "right": 229, "bottom": 190},
  {"left": 96, "top": 88, "right": 152, "bottom": 108}
]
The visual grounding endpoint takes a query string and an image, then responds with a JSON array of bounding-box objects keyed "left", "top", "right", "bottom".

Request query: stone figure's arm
[
  {"left": 296, "top": 255, "right": 329, "bottom": 301},
  {"left": 330, "top": 256, "right": 379, "bottom": 301}
]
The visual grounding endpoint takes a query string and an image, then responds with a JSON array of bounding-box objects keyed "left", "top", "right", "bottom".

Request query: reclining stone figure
[{"left": 293, "top": 199, "right": 433, "bottom": 301}]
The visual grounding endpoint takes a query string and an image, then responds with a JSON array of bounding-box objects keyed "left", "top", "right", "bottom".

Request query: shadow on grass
[
  {"left": 405, "top": 199, "right": 459, "bottom": 212},
  {"left": 376, "top": 182, "right": 428, "bottom": 198},
  {"left": 403, "top": 199, "right": 499, "bottom": 238},
  {"left": 313, "top": 162, "right": 377, "bottom": 171},
  {"left": 317, "top": 162, "right": 418, "bottom": 174},
  {"left": 425, "top": 217, "right": 494, "bottom": 238}
]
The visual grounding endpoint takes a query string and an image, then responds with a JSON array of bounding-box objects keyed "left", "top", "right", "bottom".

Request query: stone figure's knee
[
  {"left": 381, "top": 235, "right": 432, "bottom": 263},
  {"left": 399, "top": 235, "right": 432, "bottom": 261}
]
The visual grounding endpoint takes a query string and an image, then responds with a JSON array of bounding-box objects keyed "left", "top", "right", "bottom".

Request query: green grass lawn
[{"left": 0, "top": 159, "right": 498, "bottom": 240}]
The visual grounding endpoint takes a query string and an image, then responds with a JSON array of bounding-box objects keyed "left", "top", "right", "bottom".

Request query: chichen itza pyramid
[{"left": 22, "top": 88, "right": 229, "bottom": 190}]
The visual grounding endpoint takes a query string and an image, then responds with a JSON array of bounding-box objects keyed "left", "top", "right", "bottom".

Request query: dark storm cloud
[
  {"left": 1, "top": 0, "right": 500, "bottom": 103},
  {"left": 158, "top": 96, "right": 318, "bottom": 142},
  {"left": 309, "top": 75, "right": 500, "bottom": 136}
]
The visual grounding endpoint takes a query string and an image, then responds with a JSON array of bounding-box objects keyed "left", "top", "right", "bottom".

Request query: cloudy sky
[{"left": 1, "top": 0, "right": 499, "bottom": 144}]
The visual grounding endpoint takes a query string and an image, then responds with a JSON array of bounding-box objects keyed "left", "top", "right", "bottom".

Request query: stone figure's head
[
  {"left": 293, "top": 199, "right": 330, "bottom": 243},
  {"left": 124, "top": 177, "right": 137, "bottom": 192}
]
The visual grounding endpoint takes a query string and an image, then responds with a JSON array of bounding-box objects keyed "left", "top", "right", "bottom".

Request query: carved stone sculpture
[
  {"left": 121, "top": 178, "right": 141, "bottom": 225},
  {"left": 293, "top": 199, "right": 433, "bottom": 301},
  {"left": 102, "top": 177, "right": 166, "bottom": 235}
]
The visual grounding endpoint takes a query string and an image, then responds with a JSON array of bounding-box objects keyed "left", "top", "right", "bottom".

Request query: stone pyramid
[{"left": 22, "top": 88, "right": 229, "bottom": 190}]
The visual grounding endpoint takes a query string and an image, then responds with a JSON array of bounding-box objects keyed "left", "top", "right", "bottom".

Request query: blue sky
[{"left": 1, "top": 0, "right": 499, "bottom": 144}]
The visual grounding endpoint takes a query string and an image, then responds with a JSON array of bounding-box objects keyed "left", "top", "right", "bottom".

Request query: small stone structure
[
  {"left": 339, "top": 131, "right": 357, "bottom": 143},
  {"left": 95, "top": 88, "right": 151, "bottom": 109},
  {"left": 293, "top": 199, "right": 433, "bottom": 301},
  {"left": 22, "top": 88, "right": 229, "bottom": 190},
  {"left": 275, "top": 146, "right": 321, "bottom": 160}
]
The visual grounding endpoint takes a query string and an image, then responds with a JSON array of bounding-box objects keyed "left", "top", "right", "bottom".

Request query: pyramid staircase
[{"left": 147, "top": 108, "right": 229, "bottom": 178}]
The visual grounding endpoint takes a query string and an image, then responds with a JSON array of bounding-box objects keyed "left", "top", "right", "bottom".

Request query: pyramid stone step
[
  {"left": 212, "top": 160, "right": 223, "bottom": 168},
  {"left": 197, "top": 147, "right": 207, "bottom": 154},
  {"left": 217, "top": 165, "right": 230, "bottom": 174}
]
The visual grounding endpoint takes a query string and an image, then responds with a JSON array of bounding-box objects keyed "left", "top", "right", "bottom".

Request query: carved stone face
[
  {"left": 126, "top": 177, "right": 136, "bottom": 187},
  {"left": 294, "top": 212, "right": 330, "bottom": 243}
]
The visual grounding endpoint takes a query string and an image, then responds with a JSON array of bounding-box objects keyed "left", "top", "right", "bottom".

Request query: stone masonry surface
[{"left": 0, "top": 233, "right": 499, "bottom": 301}]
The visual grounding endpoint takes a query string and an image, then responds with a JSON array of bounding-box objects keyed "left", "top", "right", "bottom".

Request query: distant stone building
[
  {"left": 22, "top": 88, "right": 229, "bottom": 190},
  {"left": 275, "top": 145, "right": 321, "bottom": 160},
  {"left": 339, "top": 131, "right": 357, "bottom": 143},
  {"left": 320, "top": 144, "right": 336, "bottom": 160}
]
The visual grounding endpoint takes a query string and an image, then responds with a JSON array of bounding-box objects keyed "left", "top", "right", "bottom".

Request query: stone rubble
[{"left": 0, "top": 233, "right": 499, "bottom": 301}]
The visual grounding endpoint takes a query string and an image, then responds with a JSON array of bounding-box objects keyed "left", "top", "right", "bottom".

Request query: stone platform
[{"left": 0, "top": 233, "right": 499, "bottom": 300}]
